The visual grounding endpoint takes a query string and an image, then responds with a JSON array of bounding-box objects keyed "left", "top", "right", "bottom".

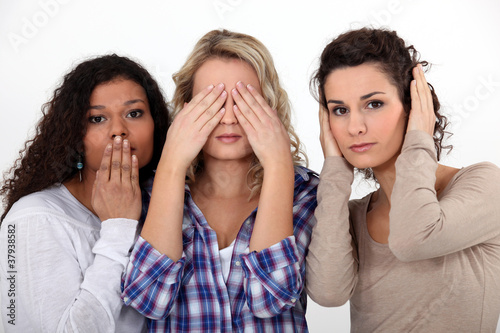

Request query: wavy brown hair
[
  {"left": 1, "top": 54, "right": 170, "bottom": 222},
  {"left": 172, "top": 29, "right": 306, "bottom": 198},
  {"left": 311, "top": 27, "right": 452, "bottom": 178}
]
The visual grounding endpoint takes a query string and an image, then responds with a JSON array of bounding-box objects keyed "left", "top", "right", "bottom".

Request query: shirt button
[
  {"left": 123, "top": 297, "right": 129, "bottom": 302},
  {"left": 245, "top": 220, "right": 251, "bottom": 225},
  {"left": 235, "top": 261, "right": 241, "bottom": 266},
  {"left": 291, "top": 298, "right": 296, "bottom": 303}
]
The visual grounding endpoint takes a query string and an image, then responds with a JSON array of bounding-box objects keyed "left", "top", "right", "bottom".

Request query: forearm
[
  {"left": 249, "top": 161, "right": 295, "bottom": 252},
  {"left": 390, "top": 131, "right": 500, "bottom": 261},
  {"left": 140, "top": 160, "right": 185, "bottom": 261},
  {"left": 306, "top": 157, "right": 358, "bottom": 307}
]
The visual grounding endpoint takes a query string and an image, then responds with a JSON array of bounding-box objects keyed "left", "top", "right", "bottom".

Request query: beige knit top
[{"left": 306, "top": 130, "right": 500, "bottom": 332}]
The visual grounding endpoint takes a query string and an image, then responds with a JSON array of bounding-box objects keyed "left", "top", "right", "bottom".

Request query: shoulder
[
  {"left": 440, "top": 161, "right": 500, "bottom": 201},
  {"left": 451, "top": 161, "right": 500, "bottom": 188},
  {"left": 294, "top": 166, "right": 319, "bottom": 187},
  {"left": 293, "top": 166, "right": 319, "bottom": 199},
  {"left": 458, "top": 161, "right": 499, "bottom": 176},
  {"left": 3, "top": 185, "right": 99, "bottom": 230}
]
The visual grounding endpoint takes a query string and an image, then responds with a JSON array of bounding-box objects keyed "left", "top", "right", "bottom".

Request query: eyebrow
[
  {"left": 89, "top": 99, "right": 146, "bottom": 110},
  {"left": 327, "top": 91, "right": 385, "bottom": 105}
]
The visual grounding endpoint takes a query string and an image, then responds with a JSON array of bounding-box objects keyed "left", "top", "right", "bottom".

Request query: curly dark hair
[
  {"left": 1, "top": 54, "right": 170, "bottom": 221},
  {"left": 311, "top": 27, "right": 452, "bottom": 178}
]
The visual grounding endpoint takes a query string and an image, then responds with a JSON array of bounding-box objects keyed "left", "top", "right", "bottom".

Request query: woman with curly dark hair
[
  {"left": 0, "top": 54, "right": 169, "bottom": 332},
  {"left": 306, "top": 28, "right": 500, "bottom": 331}
]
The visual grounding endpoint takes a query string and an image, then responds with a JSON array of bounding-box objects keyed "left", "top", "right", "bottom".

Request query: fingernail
[
  {"left": 220, "top": 107, "right": 226, "bottom": 114},
  {"left": 233, "top": 105, "right": 238, "bottom": 111},
  {"left": 132, "top": 155, "right": 137, "bottom": 163},
  {"left": 418, "top": 63, "right": 423, "bottom": 70},
  {"left": 106, "top": 143, "right": 112, "bottom": 151},
  {"left": 217, "top": 83, "right": 224, "bottom": 89},
  {"left": 247, "top": 84, "right": 254, "bottom": 91},
  {"left": 232, "top": 88, "right": 238, "bottom": 96},
  {"left": 114, "top": 136, "right": 121, "bottom": 143},
  {"left": 207, "top": 84, "right": 214, "bottom": 90},
  {"left": 123, "top": 139, "right": 129, "bottom": 148},
  {"left": 236, "top": 81, "right": 244, "bottom": 88},
  {"left": 221, "top": 90, "right": 227, "bottom": 98}
]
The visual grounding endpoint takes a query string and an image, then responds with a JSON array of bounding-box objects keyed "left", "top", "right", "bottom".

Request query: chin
[{"left": 344, "top": 155, "right": 377, "bottom": 170}]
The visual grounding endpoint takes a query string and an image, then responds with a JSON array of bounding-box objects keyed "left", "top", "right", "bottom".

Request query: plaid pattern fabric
[
  {"left": 139, "top": 175, "right": 154, "bottom": 224},
  {"left": 123, "top": 166, "right": 318, "bottom": 332}
]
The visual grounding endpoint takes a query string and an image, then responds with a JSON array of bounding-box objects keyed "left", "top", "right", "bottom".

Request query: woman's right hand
[
  {"left": 159, "top": 83, "right": 227, "bottom": 170},
  {"left": 92, "top": 136, "right": 142, "bottom": 221},
  {"left": 319, "top": 103, "right": 342, "bottom": 157}
]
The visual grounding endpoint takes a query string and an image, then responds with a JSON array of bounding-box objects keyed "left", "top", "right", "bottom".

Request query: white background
[{"left": 1, "top": 0, "right": 500, "bottom": 332}]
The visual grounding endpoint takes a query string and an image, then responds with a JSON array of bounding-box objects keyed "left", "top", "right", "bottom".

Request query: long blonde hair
[{"left": 172, "top": 29, "right": 306, "bottom": 198}]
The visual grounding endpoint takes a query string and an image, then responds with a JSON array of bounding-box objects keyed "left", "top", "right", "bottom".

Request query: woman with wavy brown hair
[
  {"left": 0, "top": 54, "right": 169, "bottom": 332},
  {"left": 306, "top": 28, "right": 500, "bottom": 332},
  {"left": 122, "top": 29, "right": 318, "bottom": 332}
]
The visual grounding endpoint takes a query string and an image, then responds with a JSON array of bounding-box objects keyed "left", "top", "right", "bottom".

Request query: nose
[
  {"left": 220, "top": 93, "right": 238, "bottom": 125},
  {"left": 110, "top": 118, "right": 128, "bottom": 139},
  {"left": 347, "top": 110, "right": 367, "bottom": 136}
]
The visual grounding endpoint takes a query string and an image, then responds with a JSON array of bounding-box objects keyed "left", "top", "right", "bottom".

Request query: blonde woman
[{"left": 121, "top": 30, "right": 318, "bottom": 332}]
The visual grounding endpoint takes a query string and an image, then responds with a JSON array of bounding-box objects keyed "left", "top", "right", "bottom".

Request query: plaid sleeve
[
  {"left": 240, "top": 167, "right": 318, "bottom": 318},
  {"left": 240, "top": 236, "right": 301, "bottom": 318},
  {"left": 122, "top": 236, "right": 185, "bottom": 320}
]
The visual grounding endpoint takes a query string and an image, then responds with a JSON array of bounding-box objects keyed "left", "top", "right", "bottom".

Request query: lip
[
  {"left": 349, "top": 143, "right": 375, "bottom": 153},
  {"left": 216, "top": 133, "right": 242, "bottom": 143}
]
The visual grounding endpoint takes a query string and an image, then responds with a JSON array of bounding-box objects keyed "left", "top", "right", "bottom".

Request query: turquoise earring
[{"left": 77, "top": 155, "right": 83, "bottom": 182}]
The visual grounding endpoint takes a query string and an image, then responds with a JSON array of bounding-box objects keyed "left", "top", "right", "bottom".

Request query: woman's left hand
[
  {"left": 91, "top": 136, "right": 142, "bottom": 221},
  {"left": 231, "top": 81, "right": 292, "bottom": 169},
  {"left": 407, "top": 64, "right": 436, "bottom": 136}
]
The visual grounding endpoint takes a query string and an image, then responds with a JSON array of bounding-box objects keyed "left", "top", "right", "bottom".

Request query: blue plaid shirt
[{"left": 123, "top": 166, "right": 318, "bottom": 332}]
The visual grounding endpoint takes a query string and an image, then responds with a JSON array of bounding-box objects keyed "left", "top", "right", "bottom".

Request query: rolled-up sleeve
[
  {"left": 240, "top": 236, "right": 301, "bottom": 318},
  {"left": 122, "top": 236, "right": 186, "bottom": 320}
]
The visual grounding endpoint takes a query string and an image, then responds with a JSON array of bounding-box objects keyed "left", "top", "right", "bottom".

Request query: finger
[
  {"left": 195, "top": 89, "right": 227, "bottom": 127},
  {"left": 130, "top": 154, "right": 140, "bottom": 194},
  {"left": 418, "top": 64, "right": 435, "bottom": 116},
  {"left": 200, "top": 107, "right": 227, "bottom": 136},
  {"left": 414, "top": 65, "right": 432, "bottom": 113},
  {"left": 92, "top": 170, "right": 99, "bottom": 199},
  {"left": 110, "top": 136, "right": 123, "bottom": 181},
  {"left": 181, "top": 84, "right": 216, "bottom": 116},
  {"left": 246, "top": 83, "right": 276, "bottom": 118},
  {"left": 99, "top": 143, "right": 113, "bottom": 181},
  {"left": 121, "top": 139, "right": 132, "bottom": 184},
  {"left": 319, "top": 104, "right": 332, "bottom": 144},
  {"left": 235, "top": 81, "right": 269, "bottom": 122},
  {"left": 410, "top": 79, "right": 421, "bottom": 116},
  {"left": 233, "top": 105, "right": 257, "bottom": 137},
  {"left": 190, "top": 83, "right": 226, "bottom": 121},
  {"left": 232, "top": 87, "right": 260, "bottom": 129}
]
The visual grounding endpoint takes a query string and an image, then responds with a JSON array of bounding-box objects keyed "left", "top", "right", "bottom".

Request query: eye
[
  {"left": 331, "top": 107, "right": 349, "bottom": 116},
  {"left": 127, "top": 110, "right": 144, "bottom": 118},
  {"left": 367, "top": 101, "right": 384, "bottom": 109},
  {"left": 89, "top": 115, "right": 105, "bottom": 123}
]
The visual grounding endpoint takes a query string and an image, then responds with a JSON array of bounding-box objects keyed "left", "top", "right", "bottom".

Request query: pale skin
[
  {"left": 140, "top": 58, "right": 294, "bottom": 261},
  {"left": 320, "top": 63, "right": 459, "bottom": 243}
]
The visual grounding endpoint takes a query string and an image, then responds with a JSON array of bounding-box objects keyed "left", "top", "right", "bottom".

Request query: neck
[
  {"left": 370, "top": 154, "right": 399, "bottom": 208},
  {"left": 193, "top": 156, "right": 253, "bottom": 199},
  {"left": 63, "top": 169, "right": 97, "bottom": 215}
]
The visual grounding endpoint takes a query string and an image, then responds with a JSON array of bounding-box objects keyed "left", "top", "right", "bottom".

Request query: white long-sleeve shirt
[{"left": 0, "top": 184, "right": 146, "bottom": 333}]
